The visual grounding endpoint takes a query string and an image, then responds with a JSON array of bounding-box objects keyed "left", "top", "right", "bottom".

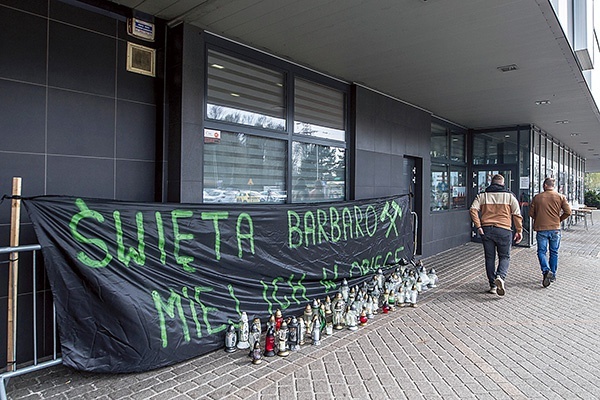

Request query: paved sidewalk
[{"left": 6, "top": 213, "right": 600, "bottom": 399}]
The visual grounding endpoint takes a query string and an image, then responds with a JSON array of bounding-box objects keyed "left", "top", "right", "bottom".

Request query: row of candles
[{"left": 224, "top": 261, "right": 439, "bottom": 364}]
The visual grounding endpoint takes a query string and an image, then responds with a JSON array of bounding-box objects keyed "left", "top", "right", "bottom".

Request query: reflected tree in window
[{"left": 292, "top": 142, "right": 345, "bottom": 202}]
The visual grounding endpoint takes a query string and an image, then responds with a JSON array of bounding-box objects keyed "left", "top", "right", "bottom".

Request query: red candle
[
  {"left": 359, "top": 312, "right": 368, "bottom": 326},
  {"left": 264, "top": 327, "right": 276, "bottom": 357}
]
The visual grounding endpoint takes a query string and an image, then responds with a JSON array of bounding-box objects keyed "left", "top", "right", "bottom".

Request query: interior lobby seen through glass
[{"left": 473, "top": 131, "right": 518, "bottom": 165}]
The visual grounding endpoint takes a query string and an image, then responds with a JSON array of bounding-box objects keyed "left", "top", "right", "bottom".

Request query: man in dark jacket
[
  {"left": 470, "top": 174, "right": 523, "bottom": 296},
  {"left": 529, "top": 177, "right": 571, "bottom": 287}
]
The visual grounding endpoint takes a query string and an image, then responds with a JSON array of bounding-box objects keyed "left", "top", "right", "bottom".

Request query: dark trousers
[{"left": 481, "top": 226, "right": 513, "bottom": 287}]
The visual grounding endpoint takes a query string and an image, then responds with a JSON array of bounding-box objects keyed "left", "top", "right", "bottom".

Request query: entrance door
[
  {"left": 470, "top": 167, "right": 517, "bottom": 242},
  {"left": 402, "top": 156, "right": 422, "bottom": 255}
]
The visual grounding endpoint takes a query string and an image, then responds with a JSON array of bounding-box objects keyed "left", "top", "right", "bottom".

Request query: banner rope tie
[{"left": 1, "top": 194, "right": 23, "bottom": 205}]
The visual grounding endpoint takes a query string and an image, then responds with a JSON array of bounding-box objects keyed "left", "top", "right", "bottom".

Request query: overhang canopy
[{"left": 110, "top": 0, "right": 600, "bottom": 171}]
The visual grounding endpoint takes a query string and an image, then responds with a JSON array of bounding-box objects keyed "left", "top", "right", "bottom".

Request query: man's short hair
[
  {"left": 543, "top": 177, "right": 555, "bottom": 188},
  {"left": 491, "top": 174, "right": 504, "bottom": 185}
]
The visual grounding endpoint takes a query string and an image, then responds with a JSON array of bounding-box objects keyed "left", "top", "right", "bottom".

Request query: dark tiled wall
[
  {"left": 0, "top": 0, "right": 162, "bottom": 366},
  {"left": 354, "top": 86, "right": 471, "bottom": 257}
]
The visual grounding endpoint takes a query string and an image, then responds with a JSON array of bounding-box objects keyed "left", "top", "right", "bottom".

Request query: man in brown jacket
[
  {"left": 470, "top": 174, "right": 523, "bottom": 296},
  {"left": 529, "top": 177, "right": 571, "bottom": 287}
]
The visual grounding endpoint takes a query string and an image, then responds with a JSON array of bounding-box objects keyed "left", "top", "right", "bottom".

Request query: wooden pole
[{"left": 7, "top": 177, "right": 22, "bottom": 372}]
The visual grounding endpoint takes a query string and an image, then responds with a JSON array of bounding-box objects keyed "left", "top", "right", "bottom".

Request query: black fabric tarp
[{"left": 22, "top": 194, "right": 414, "bottom": 373}]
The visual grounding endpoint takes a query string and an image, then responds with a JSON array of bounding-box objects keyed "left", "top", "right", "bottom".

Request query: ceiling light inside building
[
  {"left": 211, "top": 64, "right": 225, "bottom": 69},
  {"left": 497, "top": 64, "right": 518, "bottom": 72}
]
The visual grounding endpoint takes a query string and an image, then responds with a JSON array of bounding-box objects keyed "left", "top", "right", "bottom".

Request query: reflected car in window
[{"left": 235, "top": 190, "right": 262, "bottom": 203}]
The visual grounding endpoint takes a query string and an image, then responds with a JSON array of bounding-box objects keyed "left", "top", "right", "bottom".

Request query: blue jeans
[
  {"left": 536, "top": 230, "right": 561, "bottom": 276},
  {"left": 481, "top": 226, "right": 513, "bottom": 287}
]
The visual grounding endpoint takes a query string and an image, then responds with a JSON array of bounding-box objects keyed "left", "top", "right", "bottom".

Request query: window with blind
[
  {"left": 203, "top": 45, "right": 348, "bottom": 204},
  {"left": 206, "top": 50, "right": 286, "bottom": 131},
  {"left": 203, "top": 131, "right": 286, "bottom": 203},
  {"left": 294, "top": 78, "right": 345, "bottom": 141}
]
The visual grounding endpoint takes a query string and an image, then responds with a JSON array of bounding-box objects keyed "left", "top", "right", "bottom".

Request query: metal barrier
[{"left": 0, "top": 244, "right": 61, "bottom": 400}]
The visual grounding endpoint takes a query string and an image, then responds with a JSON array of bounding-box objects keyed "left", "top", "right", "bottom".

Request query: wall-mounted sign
[
  {"left": 127, "top": 18, "right": 155, "bottom": 41},
  {"left": 204, "top": 129, "right": 221, "bottom": 143}
]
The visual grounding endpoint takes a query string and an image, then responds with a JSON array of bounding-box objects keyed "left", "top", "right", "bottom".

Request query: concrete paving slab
[{"left": 5, "top": 212, "right": 600, "bottom": 399}]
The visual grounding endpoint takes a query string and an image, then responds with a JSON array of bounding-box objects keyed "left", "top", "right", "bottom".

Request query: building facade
[{"left": 0, "top": 0, "right": 595, "bottom": 368}]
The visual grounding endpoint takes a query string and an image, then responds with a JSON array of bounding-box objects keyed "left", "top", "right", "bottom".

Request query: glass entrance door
[
  {"left": 471, "top": 168, "right": 521, "bottom": 243},
  {"left": 474, "top": 169, "right": 514, "bottom": 193}
]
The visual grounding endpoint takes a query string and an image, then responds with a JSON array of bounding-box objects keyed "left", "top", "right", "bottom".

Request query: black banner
[{"left": 23, "top": 195, "right": 413, "bottom": 373}]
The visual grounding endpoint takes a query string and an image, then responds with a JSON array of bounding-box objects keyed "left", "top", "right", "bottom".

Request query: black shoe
[
  {"left": 542, "top": 271, "right": 553, "bottom": 287},
  {"left": 550, "top": 275, "right": 556, "bottom": 283}
]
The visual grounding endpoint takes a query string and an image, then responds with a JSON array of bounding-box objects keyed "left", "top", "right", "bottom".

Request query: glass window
[
  {"left": 431, "top": 164, "right": 449, "bottom": 211},
  {"left": 450, "top": 129, "right": 465, "bottom": 162},
  {"left": 292, "top": 142, "right": 345, "bottom": 203},
  {"left": 450, "top": 167, "right": 467, "bottom": 209},
  {"left": 551, "top": 142, "right": 559, "bottom": 178},
  {"left": 578, "top": 157, "right": 584, "bottom": 203},
  {"left": 430, "top": 123, "right": 447, "bottom": 159},
  {"left": 473, "top": 130, "right": 518, "bottom": 165},
  {"left": 294, "top": 78, "right": 345, "bottom": 141},
  {"left": 540, "top": 137, "right": 547, "bottom": 179},
  {"left": 567, "top": 150, "right": 574, "bottom": 202},
  {"left": 533, "top": 132, "right": 540, "bottom": 194},
  {"left": 203, "top": 130, "right": 286, "bottom": 203},
  {"left": 519, "top": 127, "right": 530, "bottom": 178},
  {"left": 204, "top": 44, "right": 348, "bottom": 205},
  {"left": 430, "top": 120, "right": 466, "bottom": 212},
  {"left": 206, "top": 50, "right": 286, "bottom": 131}
]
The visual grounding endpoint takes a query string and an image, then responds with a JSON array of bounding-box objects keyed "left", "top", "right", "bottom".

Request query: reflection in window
[
  {"left": 294, "top": 78, "right": 345, "bottom": 141},
  {"left": 540, "top": 137, "right": 547, "bottom": 179},
  {"left": 431, "top": 120, "right": 466, "bottom": 212},
  {"left": 430, "top": 123, "right": 447, "bottom": 159},
  {"left": 531, "top": 129, "right": 585, "bottom": 205},
  {"left": 473, "top": 131, "right": 518, "bottom": 164},
  {"left": 450, "top": 130, "right": 465, "bottom": 162},
  {"left": 204, "top": 45, "right": 348, "bottom": 205},
  {"left": 551, "top": 142, "right": 559, "bottom": 179},
  {"left": 206, "top": 50, "right": 286, "bottom": 131},
  {"left": 431, "top": 164, "right": 449, "bottom": 211},
  {"left": 292, "top": 142, "right": 345, "bottom": 203},
  {"left": 450, "top": 167, "right": 466, "bottom": 209},
  {"left": 203, "top": 130, "right": 286, "bottom": 203}
]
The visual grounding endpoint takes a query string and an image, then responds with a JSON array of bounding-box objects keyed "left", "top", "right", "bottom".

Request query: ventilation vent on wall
[{"left": 127, "top": 42, "right": 155, "bottom": 77}]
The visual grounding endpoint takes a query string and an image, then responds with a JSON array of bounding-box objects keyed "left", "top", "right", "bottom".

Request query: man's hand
[{"left": 513, "top": 232, "right": 522, "bottom": 244}]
